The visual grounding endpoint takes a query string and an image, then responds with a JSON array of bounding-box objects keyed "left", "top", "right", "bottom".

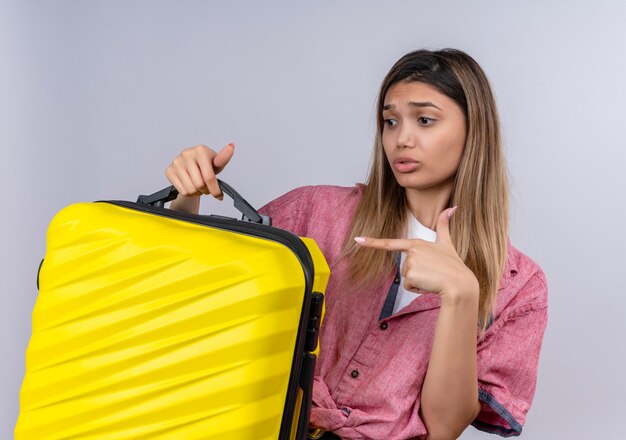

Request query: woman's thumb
[
  {"left": 213, "top": 143, "right": 235, "bottom": 169},
  {"left": 435, "top": 206, "right": 457, "bottom": 243}
]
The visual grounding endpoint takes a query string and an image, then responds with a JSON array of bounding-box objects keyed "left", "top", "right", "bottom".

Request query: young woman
[{"left": 165, "top": 49, "right": 548, "bottom": 440}]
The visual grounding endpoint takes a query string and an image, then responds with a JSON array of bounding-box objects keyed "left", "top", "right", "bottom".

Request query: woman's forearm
[{"left": 420, "top": 290, "right": 481, "bottom": 440}]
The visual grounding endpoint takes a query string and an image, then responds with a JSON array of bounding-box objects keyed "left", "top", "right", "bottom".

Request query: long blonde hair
[{"left": 345, "top": 49, "right": 509, "bottom": 333}]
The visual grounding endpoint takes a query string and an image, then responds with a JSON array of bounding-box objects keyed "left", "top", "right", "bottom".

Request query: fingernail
[
  {"left": 354, "top": 237, "right": 365, "bottom": 244},
  {"left": 447, "top": 206, "right": 458, "bottom": 219}
]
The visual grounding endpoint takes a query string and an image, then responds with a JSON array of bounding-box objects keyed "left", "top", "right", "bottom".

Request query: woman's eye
[
  {"left": 418, "top": 117, "right": 435, "bottom": 126},
  {"left": 383, "top": 119, "right": 398, "bottom": 127}
]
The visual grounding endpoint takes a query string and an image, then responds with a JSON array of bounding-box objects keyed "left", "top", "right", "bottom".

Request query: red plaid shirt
[{"left": 259, "top": 185, "right": 548, "bottom": 439}]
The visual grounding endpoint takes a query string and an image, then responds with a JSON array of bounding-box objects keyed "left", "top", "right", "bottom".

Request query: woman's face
[{"left": 381, "top": 80, "right": 467, "bottom": 193}]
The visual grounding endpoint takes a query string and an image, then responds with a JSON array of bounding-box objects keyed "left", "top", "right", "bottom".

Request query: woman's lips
[{"left": 393, "top": 158, "right": 420, "bottom": 173}]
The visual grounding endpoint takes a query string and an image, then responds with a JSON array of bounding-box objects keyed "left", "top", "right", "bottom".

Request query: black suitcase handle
[{"left": 137, "top": 180, "right": 271, "bottom": 225}]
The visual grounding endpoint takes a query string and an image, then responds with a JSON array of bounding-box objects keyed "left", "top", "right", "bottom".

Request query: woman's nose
[{"left": 396, "top": 124, "right": 416, "bottom": 149}]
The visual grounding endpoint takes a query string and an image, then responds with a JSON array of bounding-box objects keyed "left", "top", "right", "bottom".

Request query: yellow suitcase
[{"left": 16, "top": 181, "right": 330, "bottom": 439}]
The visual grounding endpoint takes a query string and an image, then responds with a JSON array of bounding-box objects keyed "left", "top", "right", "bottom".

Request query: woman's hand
[
  {"left": 165, "top": 143, "right": 235, "bottom": 200},
  {"left": 355, "top": 206, "right": 479, "bottom": 300},
  {"left": 359, "top": 206, "right": 482, "bottom": 438}
]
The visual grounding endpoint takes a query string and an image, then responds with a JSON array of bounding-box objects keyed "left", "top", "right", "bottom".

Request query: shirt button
[
  {"left": 394, "top": 276, "right": 400, "bottom": 284},
  {"left": 350, "top": 369, "right": 359, "bottom": 378},
  {"left": 380, "top": 322, "right": 388, "bottom": 330}
]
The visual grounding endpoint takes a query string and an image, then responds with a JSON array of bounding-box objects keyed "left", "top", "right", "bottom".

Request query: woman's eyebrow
[{"left": 383, "top": 101, "right": 442, "bottom": 111}]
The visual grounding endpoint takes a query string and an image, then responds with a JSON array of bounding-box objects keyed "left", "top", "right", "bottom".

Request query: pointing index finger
[{"left": 355, "top": 236, "right": 413, "bottom": 252}]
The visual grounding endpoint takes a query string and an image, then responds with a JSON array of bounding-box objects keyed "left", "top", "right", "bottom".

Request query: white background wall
[{"left": 2, "top": 1, "right": 625, "bottom": 438}]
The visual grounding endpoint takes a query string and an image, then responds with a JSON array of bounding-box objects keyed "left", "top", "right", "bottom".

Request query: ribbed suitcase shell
[{"left": 16, "top": 199, "right": 329, "bottom": 439}]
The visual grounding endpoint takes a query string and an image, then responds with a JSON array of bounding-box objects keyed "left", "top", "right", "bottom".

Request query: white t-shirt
[{"left": 392, "top": 214, "right": 437, "bottom": 315}]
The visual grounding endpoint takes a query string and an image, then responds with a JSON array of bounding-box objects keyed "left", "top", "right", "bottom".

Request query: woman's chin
[{"left": 393, "top": 174, "right": 453, "bottom": 192}]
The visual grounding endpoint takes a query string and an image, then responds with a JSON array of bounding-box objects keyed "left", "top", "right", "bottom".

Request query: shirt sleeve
[
  {"left": 473, "top": 270, "right": 549, "bottom": 437},
  {"left": 257, "top": 186, "right": 312, "bottom": 236}
]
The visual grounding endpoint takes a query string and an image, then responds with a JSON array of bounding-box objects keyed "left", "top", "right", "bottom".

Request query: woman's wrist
[
  {"left": 440, "top": 273, "right": 480, "bottom": 305},
  {"left": 169, "top": 194, "right": 201, "bottom": 215}
]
